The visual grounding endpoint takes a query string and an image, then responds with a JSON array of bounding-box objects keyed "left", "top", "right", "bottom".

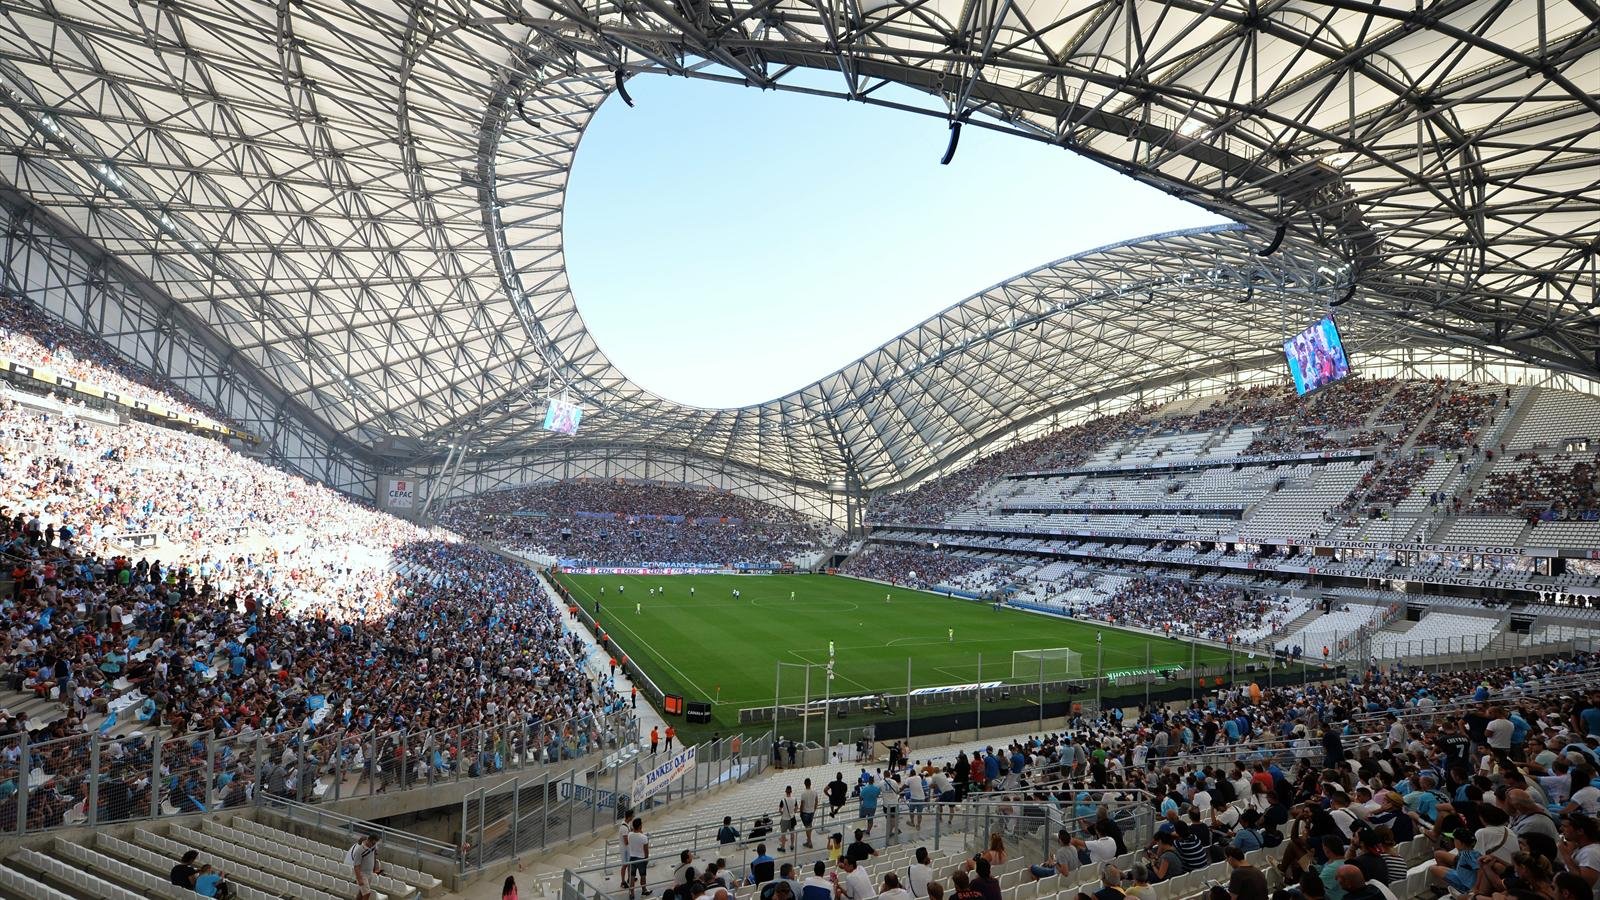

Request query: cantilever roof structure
[{"left": 0, "top": 0, "right": 1594, "bottom": 491}]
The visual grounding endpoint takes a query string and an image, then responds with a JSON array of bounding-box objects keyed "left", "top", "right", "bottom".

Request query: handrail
[{"left": 258, "top": 794, "right": 459, "bottom": 856}]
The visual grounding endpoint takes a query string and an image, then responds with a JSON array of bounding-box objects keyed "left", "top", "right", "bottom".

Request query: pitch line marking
[{"left": 565, "top": 579, "right": 717, "bottom": 702}]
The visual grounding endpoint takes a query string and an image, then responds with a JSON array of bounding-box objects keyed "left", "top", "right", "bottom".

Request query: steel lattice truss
[{"left": 0, "top": 0, "right": 1594, "bottom": 491}]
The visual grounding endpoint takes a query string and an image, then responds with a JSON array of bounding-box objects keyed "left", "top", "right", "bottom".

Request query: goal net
[{"left": 1012, "top": 647, "right": 1083, "bottom": 679}]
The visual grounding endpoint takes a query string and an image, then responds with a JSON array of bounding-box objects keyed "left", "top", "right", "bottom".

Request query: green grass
[{"left": 557, "top": 573, "right": 1239, "bottom": 734}]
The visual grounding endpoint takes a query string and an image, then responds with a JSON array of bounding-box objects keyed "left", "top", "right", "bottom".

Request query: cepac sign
[{"left": 384, "top": 477, "right": 416, "bottom": 509}]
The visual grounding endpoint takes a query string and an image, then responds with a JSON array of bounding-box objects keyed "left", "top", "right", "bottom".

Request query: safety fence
[
  {"left": 0, "top": 707, "right": 636, "bottom": 837},
  {"left": 461, "top": 732, "right": 772, "bottom": 875},
  {"left": 738, "top": 644, "right": 1334, "bottom": 744},
  {"left": 561, "top": 794, "right": 1157, "bottom": 900}
]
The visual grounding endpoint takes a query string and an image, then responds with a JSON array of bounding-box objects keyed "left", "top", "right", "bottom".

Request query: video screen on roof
[
  {"left": 1284, "top": 315, "right": 1351, "bottom": 396},
  {"left": 542, "top": 397, "right": 583, "bottom": 435}
]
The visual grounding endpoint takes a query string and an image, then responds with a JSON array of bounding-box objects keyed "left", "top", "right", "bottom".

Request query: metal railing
[
  {"left": 562, "top": 800, "right": 1156, "bottom": 900},
  {"left": 461, "top": 732, "right": 772, "bottom": 875},
  {"left": 0, "top": 705, "right": 637, "bottom": 837}
]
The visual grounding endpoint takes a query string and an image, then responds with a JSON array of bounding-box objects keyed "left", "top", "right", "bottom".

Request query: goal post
[{"left": 1012, "top": 647, "right": 1083, "bottom": 679}]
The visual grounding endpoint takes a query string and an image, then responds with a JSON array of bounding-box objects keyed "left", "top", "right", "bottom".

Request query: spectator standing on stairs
[
  {"left": 801, "top": 778, "right": 819, "bottom": 848},
  {"left": 624, "top": 817, "right": 653, "bottom": 899},
  {"left": 347, "top": 833, "right": 384, "bottom": 900}
]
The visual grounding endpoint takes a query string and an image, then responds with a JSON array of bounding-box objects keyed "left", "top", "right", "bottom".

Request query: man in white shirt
[
  {"left": 1076, "top": 821, "right": 1118, "bottom": 864},
  {"left": 803, "top": 862, "right": 835, "bottom": 900},
  {"left": 1486, "top": 707, "right": 1515, "bottom": 755},
  {"left": 904, "top": 770, "right": 927, "bottom": 828},
  {"left": 879, "top": 774, "right": 902, "bottom": 840},
  {"left": 1231, "top": 768, "right": 1254, "bottom": 807},
  {"left": 906, "top": 848, "right": 934, "bottom": 898},
  {"left": 876, "top": 872, "right": 912, "bottom": 900},
  {"left": 618, "top": 819, "right": 636, "bottom": 890},
  {"left": 1386, "top": 715, "right": 1407, "bottom": 750},
  {"left": 624, "top": 818, "right": 651, "bottom": 899},
  {"left": 834, "top": 858, "right": 876, "bottom": 900}
]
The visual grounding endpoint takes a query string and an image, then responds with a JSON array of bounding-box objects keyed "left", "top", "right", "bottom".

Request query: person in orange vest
[
  {"left": 649, "top": 726, "right": 659, "bottom": 754},
  {"left": 631, "top": 685, "right": 637, "bottom": 708},
  {"left": 609, "top": 656, "right": 617, "bottom": 675},
  {"left": 664, "top": 725, "right": 676, "bottom": 751}
]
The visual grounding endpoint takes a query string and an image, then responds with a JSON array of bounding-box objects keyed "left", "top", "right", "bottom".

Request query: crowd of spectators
[
  {"left": 1416, "top": 388, "right": 1502, "bottom": 451},
  {"left": 838, "top": 547, "right": 1005, "bottom": 593},
  {"left": 1070, "top": 578, "right": 1292, "bottom": 644},
  {"left": 1471, "top": 452, "right": 1600, "bottom": 517},
  {"left": 756, "top": 649, "right": 1600, "bottom": 900},
  {"left": 1239, "top": 377, "right": 1403, "bottom": 456},
  {"left": 439, "top": 481, "right": 829, "bottom": 567},
  {"left": 1332, "top": 454, "right": 1433, "bottom": 521},
  {"left": 1, "top": 392, "right": 623, "bottom": 829},
  {"left": 0, "top": 293, "right": 236, "bottom": 427},
  {"left": 1373, "top": 381, "right": 1443, "bottom": 426},
  {"left": 0, "top": 393, "right": 420, "bottom": 558}
]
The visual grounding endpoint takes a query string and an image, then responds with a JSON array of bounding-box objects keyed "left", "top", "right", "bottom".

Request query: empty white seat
[
  {"left": 198, "top": 820, "right": 417, "bottom": 898},
  {"left": 228, "top": 816, "right": 442, "bottom": 893},
  {"left": 132, "top": 827, "right": 344, "bottom": 900},
  {"left": 10, "top": 847, "right": 145, "bottom": 900},
  {"left": 0, "top": 862, "right": 75, "bottom": 900}
]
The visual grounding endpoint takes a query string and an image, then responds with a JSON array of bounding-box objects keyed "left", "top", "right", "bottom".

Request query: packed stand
[
  {"left": 1243, "top": 377, "right": 1400, "bottom": 455},
  {"left": 1, "top": 399, "right": 624, "bottom": 831},
  {"left": 1333, "top": 454, "right": 1433, "bottom": 521},
  {"left": 1071, "top": 578, "right": 1291, "bottom": 645},
  {"left": 692, "top": 651, "right": 1600, "bottom": 900},
  {"left": 1415, "top": 386, "right": 1502, "bottom": 450},
  {"left": 0, "top": 393, "right": 420, "bottom": 557},
  {"left": 1471, "top": 452, "right": 1600, "bottom": 518},
  {"left": 0, "top": 292, "right": 237, "bottom": 427},
  {"left": 839, "top": 547, "right": 1002, "bottom": 593},
  {"left": 439, "top": 481, "right": 829, "bottom": 567}
]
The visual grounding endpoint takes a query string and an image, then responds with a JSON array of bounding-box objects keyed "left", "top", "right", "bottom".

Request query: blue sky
[{"left": 563, "top": 75, "right": 1228, "bottom": 409}]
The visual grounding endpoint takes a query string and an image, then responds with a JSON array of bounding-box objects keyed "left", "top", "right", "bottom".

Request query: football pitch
[{"left": 555, "top": 573, "right": 1240, "bottom": 733}]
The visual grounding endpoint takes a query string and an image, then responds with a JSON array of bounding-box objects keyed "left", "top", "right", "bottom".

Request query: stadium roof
[{"left": 0, "top": 0, "right": 1594, "bottom": 490}]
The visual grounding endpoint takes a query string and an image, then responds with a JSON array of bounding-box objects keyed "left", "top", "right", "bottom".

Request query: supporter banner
[
  {"left": 879, "top": 522, "right": 1556, "bottom": 560},
  {"left": 383, "top": 477, "right": 416, "bottom": 509},
  {"left": 1540, "top": 509, "right": 1600, "bottom": 522},
  {"left": 1312, "top": 538, "right": 1554, "bottom": 557},
  {"left": 559, "top": 780, "right": 621, "bottom": 810},
  {"left": 909, "top": 681, "right": 1003, "bottom": 696},
  {"left": 563, "top": 565, "right": 724, "bottom": 575},
  {"left": 559, "top": 560, "right": 781, "bottom": 573},
  {"left": 1005, "top": 448, "right": 1373, "bottom": 480},
  {"left": 1001, "top": 501, "right": 1245, "bottom": 513},
  {"left": 631, "top": 746, "right": 696, "bottom": 804}
]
